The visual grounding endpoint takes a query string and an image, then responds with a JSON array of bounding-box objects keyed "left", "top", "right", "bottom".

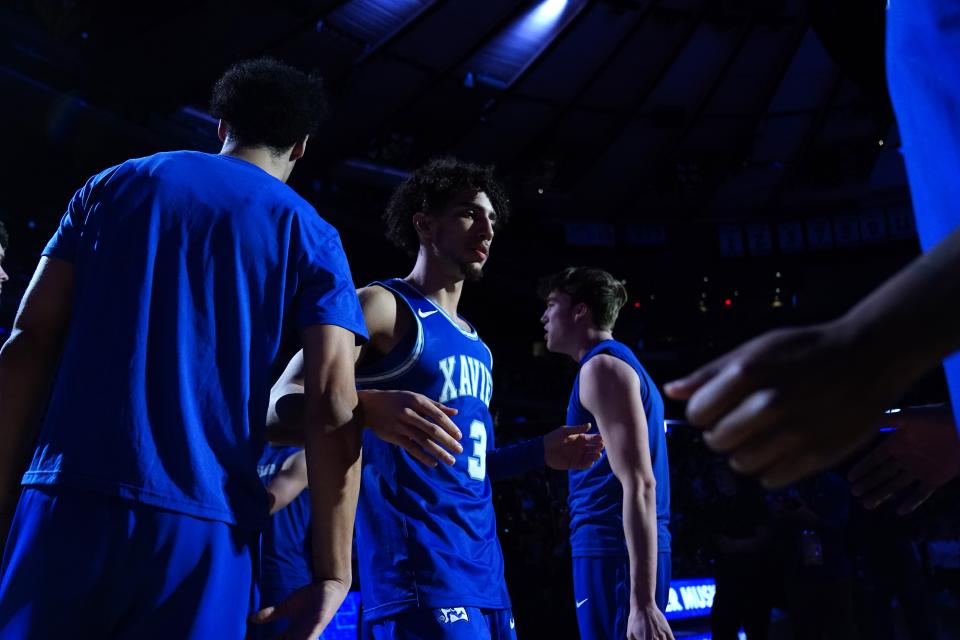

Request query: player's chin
[{"left": 461, "top": 262, "right": 485, "bottom": 282}]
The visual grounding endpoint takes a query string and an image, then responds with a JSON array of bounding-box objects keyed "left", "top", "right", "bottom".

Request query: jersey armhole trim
[{"left": 356, "top": 282, "right": 425, "bottom": 384}]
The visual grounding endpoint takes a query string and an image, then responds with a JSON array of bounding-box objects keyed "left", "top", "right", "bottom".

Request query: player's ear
[
  {"left": 290, "top": 135, "right": 308, "bottom": 162},
  {"left": 573, "top": 302, "right": 589, "bottom": 323},
  {"left": 413, "top": 212, "right": 433, "bottom": 241}
]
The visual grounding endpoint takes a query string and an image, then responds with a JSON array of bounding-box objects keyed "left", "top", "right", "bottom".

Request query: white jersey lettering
[{"left": 439, "top": 356, "right": 458, "bottom": 403}]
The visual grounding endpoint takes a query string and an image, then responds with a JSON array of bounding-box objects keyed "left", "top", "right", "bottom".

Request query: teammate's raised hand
[
  {"left": 544, "top": 423, "right": 603, "bottom": 470},
  {"left": 359, "top": 389, "right": 462, "bottom": 467},
  {"left": 250, "top": 578, "right": 348, "bottom": 640},
  {"left": 664, "top": 321, "right": 901, "bottom": 488}
]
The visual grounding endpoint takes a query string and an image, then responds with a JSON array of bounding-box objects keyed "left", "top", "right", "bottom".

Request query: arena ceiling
[{"left": 4, "top": 0, "right": 939, "bottom": 412}]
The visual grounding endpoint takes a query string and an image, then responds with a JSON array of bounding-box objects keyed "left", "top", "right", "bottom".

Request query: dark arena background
[{"left": 2, "top": 0, "right": 960, "bottom": 638}]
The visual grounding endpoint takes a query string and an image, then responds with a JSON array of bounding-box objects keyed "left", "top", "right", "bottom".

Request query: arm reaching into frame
[
  {"left": 485, "top": 423, "right": 602, "bottom": 483},
  {"left": 665, "top": 226, "right": 960, "bottom": 489}
]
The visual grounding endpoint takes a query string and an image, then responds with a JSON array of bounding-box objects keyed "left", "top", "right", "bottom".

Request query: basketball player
[
  {"left": 263, "top": 157, "right": 603, "bottom": 639},
  {"left": 540, "top": 267, "right": 673, "bottom": 640},
  {"left": 0, "top": 58, "right": 441, "bottom": 639}
]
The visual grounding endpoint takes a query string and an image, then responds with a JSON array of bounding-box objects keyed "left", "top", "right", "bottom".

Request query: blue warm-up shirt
[{"left": 25, "top": 151, "right": 368, "bottom": 530}]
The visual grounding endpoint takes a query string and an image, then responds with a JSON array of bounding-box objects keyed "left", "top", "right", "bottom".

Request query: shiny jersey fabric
[
  {"left": 567, "top": 340, "right": 671, "bottom": 557},
  {"left": 355, "top": 279, "right": 509, "bottom": 622}
]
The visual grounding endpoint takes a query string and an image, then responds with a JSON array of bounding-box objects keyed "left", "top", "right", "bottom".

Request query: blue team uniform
[
  {"left": 566, "top": 340, "right": 671, "bottom": 640},
  {"left": 0, "top": 151, "right": 368, "bottom": 638},
  {"left": 355, "top": 279, "right": 516, "bottom": 640},
  {"left": 254, "top": 446, "right": 314, "bottom": 640},
  {"left": 887, "top": 0, "right": 960, "bottom": 426}
]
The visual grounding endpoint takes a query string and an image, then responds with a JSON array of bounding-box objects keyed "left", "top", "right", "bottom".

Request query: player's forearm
[
  {"left": 305, "top": 392, "right": 362, "bottom": 584},
  {"left": 487, "top": 437, "right": 545, "bottom": 481},
  {"left": 267, "top": 387, "right": 398, "bottom": 444},
  {"left": 621, "top": 476, "right": 660, "bottom": 610},
  {"left": 839, "top": 225, "right": 960, "bottom": 382},
  {"left": 0, "top": 329, "right": 61, "bottom": 509}
]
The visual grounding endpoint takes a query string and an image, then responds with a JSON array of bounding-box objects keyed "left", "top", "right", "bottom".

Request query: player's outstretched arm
[
  {"left": 544, "top": 423, "right": 604, "bottom": 470},
  {"left": 0, "top": 256, "right": 74, "bottom": 546},
  {"left": 485, "top": 423, "right": 601, "bottom": 482},
  {"left": 580, "top": 355, "right": 674, "bottom": 640},
  {"left": 665, "top": 226, "right": 960, "bottom": 489},
  {"left": 848, "top": 404, "right": 960, "bottom": 514},
  {"left": 265, "top": 286, "right": 462, "bottom": 464}
]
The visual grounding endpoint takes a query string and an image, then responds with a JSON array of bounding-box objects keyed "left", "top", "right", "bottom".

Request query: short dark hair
[
  {"left": 538, "top": 267, "right": 628, "bottom": 331},
  {"left": 209, "top": 57, "right": 328, "bottom": 152},
  {"left": 0, "top": 220, "right": 8, "bottom": 251},
  {"left": 383, "top": 157, "right": 511, "bottom": 255}
]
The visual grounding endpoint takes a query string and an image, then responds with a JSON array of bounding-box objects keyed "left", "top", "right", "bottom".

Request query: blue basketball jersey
[
  {"left": 257, "top": 446, "right": 312, "bottom": 592},
  {"left": 566, "top": 340, "right": 671, "bottom": 557},
  {"left": 355, "top": 279, "right": 509, "bottom": 622}
]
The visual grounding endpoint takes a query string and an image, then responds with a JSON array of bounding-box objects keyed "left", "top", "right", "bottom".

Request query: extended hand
[
  {"left": 250, "top": 579, "right": 348, "bottom": 640},
  {"left": 360, "top": 390, "right": 462, "bottom": 467},
  {"left": 544, "top": 423, "right": 603, "bottom": 470},
  {"left": 627, "top": 603, "right": 674, "bottom": 640},
  {"left": 848, "top": 405, "right": 960, "bottom": 514},
  {"left": 664, "top": 322, "right": 900, "bottom": 488}
]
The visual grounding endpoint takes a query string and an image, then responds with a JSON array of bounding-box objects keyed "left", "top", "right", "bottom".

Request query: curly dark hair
[
  {"left": 538, "top": 267, "right": 628, "bottom": 331},
  {"left": 209, "top": 57, "right": 328, "bottom": 153},
  {"left": 0, "top": 220, "right": 7, "bottom": 251},
  {"left": 383, "top": 157, "right": 511, "bottom": 255}
]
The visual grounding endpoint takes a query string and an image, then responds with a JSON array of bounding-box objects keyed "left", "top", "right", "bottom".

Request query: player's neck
[
  {"left": 574, "top": 329, "right": 614, "bottom": 362},
  {"left": 220, "top": 144, "right": 292, "bottom": 182},
  {"left": 405, "top": 256, "right": 464, "bottom": 319}
]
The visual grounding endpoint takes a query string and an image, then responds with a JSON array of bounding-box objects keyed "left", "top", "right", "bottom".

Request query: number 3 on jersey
[{"left": 467, "top": 420, "right": 487, "bottom": 481}]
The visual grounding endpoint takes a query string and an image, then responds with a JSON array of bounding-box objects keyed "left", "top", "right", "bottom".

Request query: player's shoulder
[
  {"left": 359, "top": 282, "right": 414, "bottom": 341},
  {"left": 581, "top": 353, "right": 639, "bottom": 391},
  {"left": 358, "top": 282, "right": 399, "bottom": 310},
  {"left": 582, "top": 352, "right": 632, "bottom": 375}
]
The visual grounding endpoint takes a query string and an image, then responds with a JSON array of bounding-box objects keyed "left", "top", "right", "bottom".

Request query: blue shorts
[
  {"left": 0, "top": 486, "right": 256, "bottom": 639},
  {"left": 572, "top": 552, "right": 671, "bottom": 640},
  {"left": 364, "top": 606, "right": 517, "bottom": 640}
]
